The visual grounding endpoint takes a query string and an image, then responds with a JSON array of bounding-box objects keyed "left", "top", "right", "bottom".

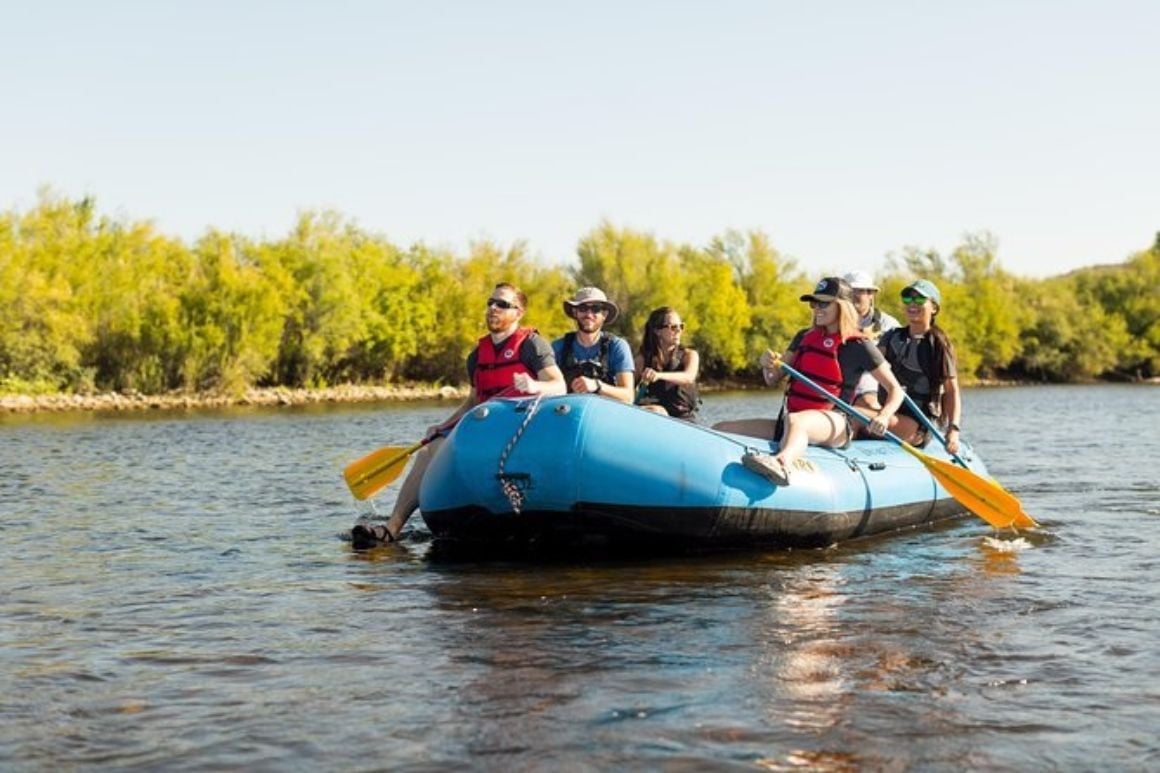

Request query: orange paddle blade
[
  {"left": 898, "top": 442, "right": 1037, "bottom": 529},
  {"left": 343, "top": 441, "right": 423, "bottom": 501}
]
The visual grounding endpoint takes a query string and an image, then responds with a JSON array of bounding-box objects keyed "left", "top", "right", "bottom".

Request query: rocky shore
[
  {"left": 0, "top": 383, "right": 470, "bottom": 414},
  {"left": 3, "top": 377, "right": 1150, "bottom": 414}
]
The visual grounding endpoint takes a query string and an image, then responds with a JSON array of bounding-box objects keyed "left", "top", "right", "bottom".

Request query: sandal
[
  {"left": 742, "top": 451, "right": 791, "bottom": 486},
  {"left": 350, "top": 523, "right": 398, "bottom": 549}
]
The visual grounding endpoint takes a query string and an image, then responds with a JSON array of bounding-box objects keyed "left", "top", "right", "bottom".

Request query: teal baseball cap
[{"left": 902, "top": 279, "right": 941, "bottom": 307}]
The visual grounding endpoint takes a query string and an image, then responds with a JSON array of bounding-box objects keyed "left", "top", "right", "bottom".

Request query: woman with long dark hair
[
  {"left": 877, "top": 279, "right": 962, "bottom": 454},
  {"left": 634, "top": 306, "right": 701, "bottom": 420}
]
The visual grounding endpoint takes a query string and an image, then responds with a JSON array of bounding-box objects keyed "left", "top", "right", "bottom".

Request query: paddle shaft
[
  {"left": 774, "top": 358, "right": 897, "bottom": 440},
  {"left": 899, "top": 391, "right": 968, "bottom": 468}
]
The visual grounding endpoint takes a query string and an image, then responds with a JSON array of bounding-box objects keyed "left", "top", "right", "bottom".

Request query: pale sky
[{"left": 3, "top": 1, "right": 1157, "bottom": 278}]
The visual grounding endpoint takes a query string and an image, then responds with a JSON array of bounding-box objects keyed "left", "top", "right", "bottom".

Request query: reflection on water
[
  {"left": 1, "top": 386, "right": 1158, "bottom": 768},
  {"left": 764, "top": 563, "right": 850, "bottom": 732}
]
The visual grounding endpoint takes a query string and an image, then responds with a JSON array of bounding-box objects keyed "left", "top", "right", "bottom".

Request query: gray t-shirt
[{"left": 466, "top": 330, "right": 556, "bottom": 381}]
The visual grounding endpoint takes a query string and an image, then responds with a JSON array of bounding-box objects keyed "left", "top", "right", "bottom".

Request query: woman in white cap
[
  {"left": 843, "top": 270, "right": 901, "bottom": 339},
  {"left": 715, "top": 276, "right": 906, "bottom": 486},
  {"left": 876, "top": 279, "right": 963, "bottom": 454},
  {"left": 843, "top": 270, "right": 901, "bottom": 411}
]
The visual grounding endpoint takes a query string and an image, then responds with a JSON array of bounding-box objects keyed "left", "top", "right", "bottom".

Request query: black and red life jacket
[
  {"left": 786, "top": 327, "right": 864, "bottom": 413},
  {"left": 474, "top": 327, "right": 536, "bottom": 400}
]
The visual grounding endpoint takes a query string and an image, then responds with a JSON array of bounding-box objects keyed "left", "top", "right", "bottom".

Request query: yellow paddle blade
[
  {"left": 343, "top": 441, "right": 423, "bottom": 501},
  {"left": 898, "top": 442, "right": 1038, "bottom": 530}
]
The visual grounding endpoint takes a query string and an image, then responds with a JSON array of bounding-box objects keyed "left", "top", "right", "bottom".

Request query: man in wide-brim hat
[
  {"left": 553, "top": 286, "right": 634, "bottom": 403},
  {"left": 561, "top": 286, "right": 620, "bottom": 324}
]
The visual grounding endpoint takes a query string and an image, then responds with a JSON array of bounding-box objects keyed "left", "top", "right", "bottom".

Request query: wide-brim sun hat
[
  {"left": 843, "top": 270, "right": 880, "bottom": 292},
  {"left": 800, "top": 276, "right": 853, "bottom": 304},
  {"left": 563, "top": 286, "right": 620, "bottom": 324},
  {"left": 902, "top": 279, "right": 942, "bottom": 307}
]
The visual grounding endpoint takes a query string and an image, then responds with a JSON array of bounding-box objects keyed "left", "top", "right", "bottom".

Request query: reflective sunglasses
[
  {"left": 900, "top": 293, "right": 928, "bottom": 306},
  {"left": 808, "top": 299, "right": 834, "bottom": 309},
  {"left": 656, "top": 323, "right": 685, "bottom": 332},
  {"left": 486, "top": 297, "right": 519, "bottom": 310},
  {"left": 574, "top": 303, "right": 606, "bottom": 315}
]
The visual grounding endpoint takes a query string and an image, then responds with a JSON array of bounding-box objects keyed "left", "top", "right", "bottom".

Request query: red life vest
[
  {"left": 786, "top": 327, "right": 863, "bottom": 413},
  {"left": 474, "top": 327, "right": 536, "bottom": 400}
]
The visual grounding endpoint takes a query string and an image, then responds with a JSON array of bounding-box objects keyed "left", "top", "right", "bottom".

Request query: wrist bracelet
[
  {"left": 949, "top": 422, "right": 961, "bottom": 432},
  {"left": 594, "top": 380, "right": 602, "bottom": 394}
]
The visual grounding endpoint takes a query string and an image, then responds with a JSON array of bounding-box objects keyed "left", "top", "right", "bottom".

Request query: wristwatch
[
  {"left": 594, "top": 380, "right": 602, "bottom": 394},
  {"left": 948, "top": 422, "right": 961, "bottom": 432}
]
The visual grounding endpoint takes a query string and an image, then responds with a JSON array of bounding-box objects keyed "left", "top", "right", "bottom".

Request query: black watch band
[
  {"left": 594, "top": 380, "right": 602, "bottom": 394},
  {"left": 949, "top": 422, "right": 961, "bottom": 432}
]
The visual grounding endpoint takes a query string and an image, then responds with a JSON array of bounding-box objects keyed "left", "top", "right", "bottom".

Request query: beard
[
  {"left": 486, "top": 314, "right": 512, "bottom": 334},
  {"left": 576, "top": 316, "right": 601, "bottom": 334}
]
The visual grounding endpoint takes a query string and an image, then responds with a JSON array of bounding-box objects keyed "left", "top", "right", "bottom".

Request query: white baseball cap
[{"left": 843, "top": 271, "right": 880, "bottom": 292}]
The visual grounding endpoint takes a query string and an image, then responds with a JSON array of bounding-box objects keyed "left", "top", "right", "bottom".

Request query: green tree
[
  {"left": 180, "top": 232, "right": 285, "bottom": 393},
  {"left": 946, "top": 234, "right": 1025, "bottom": 378},
  {"left": 1067, "top": 243, "right": 1160, "bottom": 379},
  {"left": 0, "top": 193, "right": 95, "bottom": 390},
  {"left": 259, "top": 212, "right": 380, "bottom": 387},
  {"left": 678, "top": 243, "right": 751, "bottom": 375},
  {"left": 714, "top": 229, "right": 802, "bottom": 369},
  {"left": 77, "top": 220, "right": 192, "bottom": 393},
  {"left": 1011, "top": 277, "right": 1130, "bottom": 380},
  {"left": 574, "top": 221, "right": 685, "bottom": 344}
]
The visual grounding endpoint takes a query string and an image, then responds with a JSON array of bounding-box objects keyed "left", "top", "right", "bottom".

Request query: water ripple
[{"left": 2, "top": 387, "right": 1158, "bottom": 768}]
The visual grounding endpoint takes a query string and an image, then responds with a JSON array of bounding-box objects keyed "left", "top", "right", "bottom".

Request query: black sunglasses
[
  {"left": 487, "top": 297, "right": 519, "bottom": 310},
  {"left": 574, "top": 303, "right": 606, "bottom": 315},
  {"left": 656, "top": 323, "right": 685, "bottom": 331}
]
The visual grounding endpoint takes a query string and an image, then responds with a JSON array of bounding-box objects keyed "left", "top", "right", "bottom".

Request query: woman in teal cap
[{"left": 876, "top": 279, "right": 963, "bottom": 454}]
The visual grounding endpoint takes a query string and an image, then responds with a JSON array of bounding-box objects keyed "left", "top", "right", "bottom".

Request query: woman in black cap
[{"left": 715, "top": 276, "right": 906, "bottom": 486}]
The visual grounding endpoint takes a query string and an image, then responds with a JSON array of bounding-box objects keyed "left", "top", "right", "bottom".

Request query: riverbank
[
  {"left": 2, "top": 377, "right": 1152, "bottom": 414},
  {"left": 0, "top": 383, "right": 470, "bottom": 414}
]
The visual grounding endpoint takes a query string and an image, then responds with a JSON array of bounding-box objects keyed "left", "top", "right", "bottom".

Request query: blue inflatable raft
[{"left": 418, "top": 394, "right": 985, "bottom": 553}]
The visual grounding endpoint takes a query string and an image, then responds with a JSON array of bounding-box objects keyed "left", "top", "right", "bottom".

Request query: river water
[{"left": 1, "top": 385, "right": 1157, "bottom": 770}]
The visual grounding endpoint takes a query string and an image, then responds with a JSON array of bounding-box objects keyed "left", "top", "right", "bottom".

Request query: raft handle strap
[{"left": 496, "top": 393, "right": 543, "bottom": 514}]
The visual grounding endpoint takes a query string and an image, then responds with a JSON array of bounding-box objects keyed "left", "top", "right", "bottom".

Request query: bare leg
[
  {"left": 886, "top": 414, "right": 925, "bottom": 446},
  {"left": 382, "top": 435, "right": 445, "bottom": 538},
  {"left": 775, "top": 410, "right": 850, "bottom": 468}
]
